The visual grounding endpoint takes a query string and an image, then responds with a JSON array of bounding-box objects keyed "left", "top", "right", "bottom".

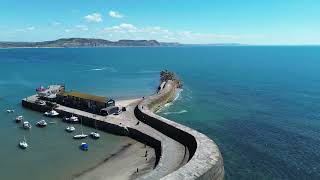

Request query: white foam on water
[
  {"left": 90, "top": 67, "right": 106, "bottom": 71},
  {"left": 156, "top": 88, "right": 183, "bottom": 113},
  {"left": 163, "top": 109, "right": 188, "bottom": 115}
]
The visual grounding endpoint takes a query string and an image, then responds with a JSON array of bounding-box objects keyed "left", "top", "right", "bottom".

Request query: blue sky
[{"left": 0, "top": 0, "right": 320, "bottom": 44}]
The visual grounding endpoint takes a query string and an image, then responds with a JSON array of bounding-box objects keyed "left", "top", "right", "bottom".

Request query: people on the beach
[{"left": 145, "top": 150, "right": 148, "bottom": 157}]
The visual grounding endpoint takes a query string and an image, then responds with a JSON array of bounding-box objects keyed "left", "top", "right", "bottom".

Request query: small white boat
[
  {"left": 23, "top": 121, "right": 32, "bottom": 129},
  {"left": 44, "top": 110, "right": 59, "bottom": 117},
  {"left": 63, "top": 115, "right": 79, "bottom": 123},
  {"left": 6, "top": 109, "right": 14, "bottom": 113},
  {"left": 74, "top": 117, "right": 87, "bottom": 139},
  {"left": 90, "top": 132, "right": 100, "bottom": 139},
  {"left": 90, "top": 119, "right": 100, "bottom": 139},
  {"left": 19, "top": 137, "right": 28, "bottom": 149},
  {"left": 73, "top": 134, "right": 88, "bottom": 139},
  {"left": 36, "top": 120, "right": 47, "bottom": 127},
  {"left": 66, "top": 126, "right": 75, "bottom": 132},
  {"left": 15, "top": 115, "right": 23, "bottom": 123}
]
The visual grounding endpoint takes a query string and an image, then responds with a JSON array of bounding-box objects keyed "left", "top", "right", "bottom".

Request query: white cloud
[
  {"left": 26, "top": 26, "right": 35, "bottom": 31},
  {"left": 98, "top": 23, "right": 256, "bottom": 43},
  {"left": 140, "top": 26, "right": 171, "bottom": 35},
  {"left": 178, "top": 31, "right": 237, "bottom": 40},
  {"left": 64, "top": 29, "right": 71, "bottom": 33},
  {"left": 75, "top": 25, "right": 88, "bottom": 31},
  {"left": 103, "top": 23, "right": 137, "bottom": 33},
  {"left": 52, "top": 22, "right": 61, "bottom": 26},
  {"left": 84, "top": 13, "right": 102, "bottom": 23},
  {"left": 109, "top": 11, "right": 124, "bottom": 18},
  {"left": 16, "top": 26, "right": 35, "bottom": 32}
]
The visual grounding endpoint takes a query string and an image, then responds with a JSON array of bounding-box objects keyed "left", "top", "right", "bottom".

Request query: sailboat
[
  {"left": 44, "top": 110, "right": 59, "bottom": 117},
  {"left": 73, "top": 117, "right": 87, "bottom": 139},
  {"left": 6, "top": 109, "right": 14, "bottom": 113},
  {"left": 22, "top": 121, "right": 32, "bottom": 129},
  {"left": 63, "top": 115, "right": 79, "bottom": 123},
  {"left": 90, "top": 119, "right": 100, "bottom": 139},
  {"left": 19, "top": 136, "right": 28, "bottom": 149},
  {"left": 36, "top": 119, "right": 47, "bottom": 127},
  {"left": 15, "top": 115, "right": 23, "bottom": 123},
  {"left": 66, "top": 126, "right": 75, "bottom": 132}
]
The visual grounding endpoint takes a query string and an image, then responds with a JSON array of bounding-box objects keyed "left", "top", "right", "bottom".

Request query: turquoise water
[{"left": 1, "top": 47, "right": 320, "bottom": 179}]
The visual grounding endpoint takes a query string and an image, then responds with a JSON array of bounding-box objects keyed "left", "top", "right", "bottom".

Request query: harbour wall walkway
[{"left": 135, "top": 80, "right": 224, "bottom": 180}]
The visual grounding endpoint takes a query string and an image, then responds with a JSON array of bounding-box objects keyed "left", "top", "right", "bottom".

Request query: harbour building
[{"left": 56, "top": 91, "right": 115, "bottom": 114}]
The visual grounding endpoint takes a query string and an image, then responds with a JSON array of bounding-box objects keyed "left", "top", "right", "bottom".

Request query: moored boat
[
  {"left": 90, "top": 132, "right": 100, "bottom": 139},
  {"left": 44, "top": 110, "right": 59, "bottom": 117},
  {"left": 80, "top": 142, "right": 88, "bottom": 151},
  {"left": 73, "top": 134, "right": 88, "bottom": 139},
  {"left": 36, "top": 120, "right": 47, "bottom": 127},
  {"left": 66, "top": 126, "right": 75, "bottom": 132},
  {"left": 23, "top": 121, "right": 32, "bottom": 129},
  {"left": 73, "top": 117, "right": 87, "bottom": 139},
  {"left": 15, "top": 115, "right": 23, "bottom": 123},
  {"left": 19, "top": 137, "right": 28, "bottom": 149},
  {"left": 63, "top": 115, "right": 79, "bottom": 123},
  {"left": 6, "top": 109, "right": 14, "bottom": 113},
  {"left": 90, "top": 118, "right": 100, "bottom": 139}
]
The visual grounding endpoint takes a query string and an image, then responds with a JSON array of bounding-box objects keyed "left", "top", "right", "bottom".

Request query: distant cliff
[{"left": 0, "top": 38, "right": 180, "bottom": 48}]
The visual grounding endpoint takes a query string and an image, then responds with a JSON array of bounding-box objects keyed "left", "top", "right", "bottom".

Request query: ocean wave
[
  {"left": 73, "top": 66, "right": 117, "bottom": 73},
  {"left": 156, "top": 88, "right": 184, "bottom": 113},
  {"left": 163, "top": 110, "right": 188, "bottom": 115},
  {"left": 90, "top": 68, "right": 107, "bottom": 71}
]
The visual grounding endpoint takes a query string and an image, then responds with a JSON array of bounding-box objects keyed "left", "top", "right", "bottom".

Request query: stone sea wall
[{"left": 135, "top": 80, "right": 224, "bottom": 180}]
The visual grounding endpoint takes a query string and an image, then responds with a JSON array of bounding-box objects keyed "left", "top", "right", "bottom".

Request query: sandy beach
[{"left": 73, "top": 139, "right": 155, "bottom": 180}]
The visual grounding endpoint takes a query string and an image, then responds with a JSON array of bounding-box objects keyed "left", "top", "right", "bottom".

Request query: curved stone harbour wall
[{"left": 135, "top": 80, "right": 224, "bottom": 180}]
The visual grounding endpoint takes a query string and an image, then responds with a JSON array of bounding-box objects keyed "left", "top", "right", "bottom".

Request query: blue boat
[{"left": 80, "top": 142, "right": 88, "bottom": 151}]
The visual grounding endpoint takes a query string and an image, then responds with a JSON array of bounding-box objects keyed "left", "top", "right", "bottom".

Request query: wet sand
[{"left": 73, "top": 138, "right": 155, "bottom": 180}]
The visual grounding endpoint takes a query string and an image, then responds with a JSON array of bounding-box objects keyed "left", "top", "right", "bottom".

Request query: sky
[{"left": 0, "top": 0, "right": 320, "bottom": 44}]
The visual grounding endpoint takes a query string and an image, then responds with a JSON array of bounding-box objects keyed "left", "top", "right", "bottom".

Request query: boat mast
[{"left": 81, "top": 117, "right": 83, "bottom": 135}]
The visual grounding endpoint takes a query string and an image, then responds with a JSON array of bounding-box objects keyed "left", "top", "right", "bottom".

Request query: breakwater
[
  {"left": 135, "top": 80, "right": 224, "bottom": 180},
  {"left": 22, "top": 80, "right": 224, "bottom": 179}
]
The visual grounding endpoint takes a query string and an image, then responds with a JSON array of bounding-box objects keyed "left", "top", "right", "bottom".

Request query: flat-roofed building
[{"left": 56, "top": 91, "right": 115, "bottom": 113}]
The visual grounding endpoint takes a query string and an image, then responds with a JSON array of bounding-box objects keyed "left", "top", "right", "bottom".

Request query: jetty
[{"left": 21, "top": 71, "right": 224, "bottom": 180}]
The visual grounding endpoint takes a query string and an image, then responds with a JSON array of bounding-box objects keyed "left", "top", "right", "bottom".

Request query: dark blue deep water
[{"left": 1, "top": 46, "right": 320, "bottom": 179}]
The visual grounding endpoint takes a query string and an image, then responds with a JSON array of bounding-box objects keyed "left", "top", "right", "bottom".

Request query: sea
[{"left": 0, "top": 46, "right": 320, "bottom": 180}]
